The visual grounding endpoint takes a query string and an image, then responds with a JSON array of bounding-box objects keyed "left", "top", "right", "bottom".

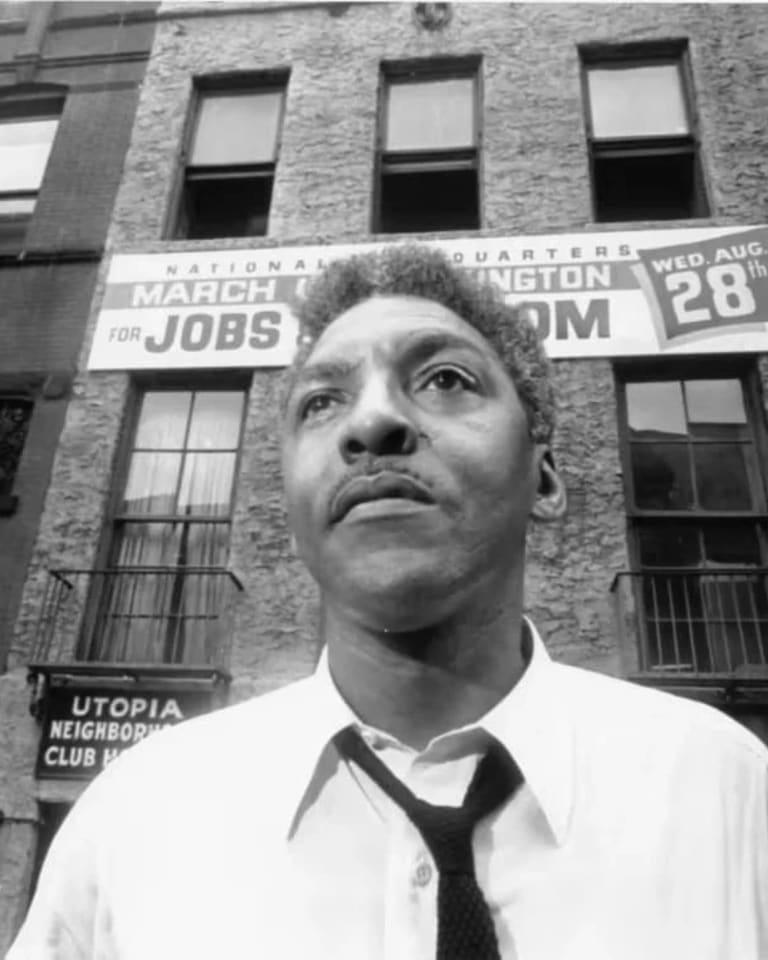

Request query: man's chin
[{"left": 322, "top": 554, "right": 468, "bottom": 630}]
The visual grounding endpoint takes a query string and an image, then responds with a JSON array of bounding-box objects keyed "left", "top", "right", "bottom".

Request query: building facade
[
  {"left": 2, "top": 0, "right": 768, "bottom": 947},
  {"left": 0, "top": 1, "right": 157, "bottom": 948}
]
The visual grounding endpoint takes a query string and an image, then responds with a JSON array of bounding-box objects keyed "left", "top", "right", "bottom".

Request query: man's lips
[{"left": 330, "top": 471, "right": 435, "bottom": 522}]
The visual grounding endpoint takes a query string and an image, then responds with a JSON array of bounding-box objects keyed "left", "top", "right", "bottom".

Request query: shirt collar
[{"left": 270, "top": 618, "right": 574, "bottom": 845}]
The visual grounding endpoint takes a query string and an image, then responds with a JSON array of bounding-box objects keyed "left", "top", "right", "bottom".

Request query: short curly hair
[{"left": 289, "top": 243, "right": 555, "bottom": 444}]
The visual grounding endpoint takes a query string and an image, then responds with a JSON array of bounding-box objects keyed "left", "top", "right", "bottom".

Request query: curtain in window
[{"left": 93, "top": 390, "right": 243, "bottom": 664}]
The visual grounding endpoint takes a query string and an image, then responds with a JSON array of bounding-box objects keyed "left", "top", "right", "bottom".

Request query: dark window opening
[
  {"left": 181, "top": 173, "right": 273, "bottom": 240},
  {"left": 593, "top": 149, "right": 706, "bottom": 222},
  {"left": 0, "top": 396, "right": 33, "bottom": 497},
  {"left": 379, "top": 166, "right": 478, "bottom": 233}
]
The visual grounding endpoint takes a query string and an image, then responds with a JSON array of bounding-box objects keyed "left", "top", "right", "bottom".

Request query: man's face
[{"left": 282, "top": 295, "right": 545, "bottom": 630}]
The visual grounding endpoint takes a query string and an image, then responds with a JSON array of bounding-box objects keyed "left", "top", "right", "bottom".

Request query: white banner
[{"left": 87, "top": 226, "right": 768, "bottom": 370}]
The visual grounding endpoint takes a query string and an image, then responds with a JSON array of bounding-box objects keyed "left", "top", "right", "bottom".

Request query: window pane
[
  {"left": 0, "top": 196, "right": 34, "bottom": 216},
  {"left": 593, "top": 150, "right": 702, "bottom": 222},
  {"left": 626, "top": 381, "right": 686, "bottom": 437},
  {"left": 178, "top": 452, "right": 236, "bottom": 516},
  {"left": 181, "top": 174, "right": 272, "bottom": 239},
  {"left": 0, "top": 397, "right": 32, "bottom": 496},
  {"left": 642, "top": 572, "right": 703, "bottom": 620},
  {"left": 631, "top": 443, "right": 693, "bottom": 509},
  {"left": 183, "top": 521, "right": 230, "bottom": 567},
  {"left": 97, "top": 558, "right": 232, "bottom": 664},
  {"left": 187, "top": 392, "right": 244, "bottom": 449},
  {"left": 122, "top": 452, "right": 181, "bottom": 514},
  {"left": 175, "top": 565, "right": 230, "bottom": 664},
  {"left": 703, "top": 525, "right": 761, "bottom": 566},
  {"left": 0, "top": 118, "right": 59, "bottom": 191},
  {"left": 694, "top": 444, "right": 755, "bottom": 510},
  {"left": 643, "top": 617, "right": 701, "bottom": 671},
  {"left": 114, "top": 521, "right": 183, "bottom": 566},
  {"left": 104, "top": 524, "right": 185, "bottom": 662},
  {"left": 115, "top": 520, "right": 228, "bottom": 568},
  {"left": 588, "top": 64, "right": 688, "bottom": 138},
  {"left": 379, "top": 166, "right": 479, "bottom": 233},
  {"left": 638, "top": 525, "right": 700, "bottom": 566},
  {"left": 190, "top": 91, "right": 282, "bottom": 166},
  {"left": 135, "top": 392, "right": 190, "bottom": 449},
  {"left": 685, "top": 379, "right": 748, "bottom": 439},
  {"left": 386, "top": 78, "right": 474, "bottom": 151}
]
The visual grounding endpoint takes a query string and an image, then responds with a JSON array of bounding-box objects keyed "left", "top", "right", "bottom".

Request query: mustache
[{"left": 327, "top": 458, "right": 436, "bottom": 522}]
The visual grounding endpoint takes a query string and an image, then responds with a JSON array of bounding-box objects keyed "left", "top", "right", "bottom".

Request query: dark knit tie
[{"left": 334, "top": 726, "right": 523, "bottom": 960}]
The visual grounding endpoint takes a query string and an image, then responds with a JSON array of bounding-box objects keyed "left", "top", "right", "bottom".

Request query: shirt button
[{"left": 413, "top": 858, "right": 433, "bottom": 887}]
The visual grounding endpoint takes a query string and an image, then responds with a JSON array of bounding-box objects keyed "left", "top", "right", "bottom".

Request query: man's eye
[
  {"left": 421, "top": 366, "right": 478, "bottom": 393},
  {"left": 300, "top": 393, "right": 338, "bottom": 420}
]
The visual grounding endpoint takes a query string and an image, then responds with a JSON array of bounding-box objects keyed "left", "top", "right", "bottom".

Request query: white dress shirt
[{"left": 8, "top": 621, "right": 768, "bottom": 960}]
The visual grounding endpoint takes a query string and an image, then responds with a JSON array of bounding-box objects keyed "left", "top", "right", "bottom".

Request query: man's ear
[{"left": 531, "top": 448, "right": 567, "bottom": 522}]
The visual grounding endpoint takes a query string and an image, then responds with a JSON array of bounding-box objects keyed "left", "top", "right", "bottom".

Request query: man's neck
[{"left": 323, "top": 594, "right": 528, "bottom": 751}]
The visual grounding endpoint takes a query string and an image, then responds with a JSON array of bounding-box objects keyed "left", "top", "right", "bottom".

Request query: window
[
  {"left": 86, "top": 387, "right": 246, "bottom": 663},
  {"left": 376, "top": 63, "right": 480, "bottom": 233},
  {"left": 175, "top": 81, "right": 287, "bottom": 239},
  {"left": 617, "top": 369, "right": 768, "bottom": 674},
  {"left": 582, "top": 46, "right": 708, "bottom": 222},
  {"left": 0, "top": 93, "right": 63, "bottom": 247},
  {"left": 0, "top": 396, "right": 33, "bottom": 510}
]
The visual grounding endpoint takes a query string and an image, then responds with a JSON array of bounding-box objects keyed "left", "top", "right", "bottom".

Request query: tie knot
[{"left": 410, "top": 802, "right": 477, "bottom": 873}]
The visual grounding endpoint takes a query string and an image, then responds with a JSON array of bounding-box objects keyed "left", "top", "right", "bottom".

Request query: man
[{"left": 9, "top": 245, "right": 768, "bottom": 959}]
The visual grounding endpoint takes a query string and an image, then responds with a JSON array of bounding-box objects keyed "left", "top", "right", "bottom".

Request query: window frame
[
  {"left": 373, "top": 57, "right": 483, "bottom": 234},
  {"left": 0, "top": 86, "right": 65, "bottom": 247},
  {"left": 615, "top": 361, "right": 768, "bottom": 561},
  {"left": 579, "top": 41, "right": 710, "bottom": 223},
  {"left": 615, "top": 361, "right": 768, "bottom": 674},
  {"left": 172, "top": 72, "right": 289, "bottom": 241},
  {"left": 103, "top": 375, "right": 251, "bottom": 557},
  {"left": 84, "top": 375, "right": 251, "bottom": 664}
]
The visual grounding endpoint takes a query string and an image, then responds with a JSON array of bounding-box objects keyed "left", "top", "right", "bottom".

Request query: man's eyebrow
[{"left": 293, "top": 357, "right": 361, "bottom": 387}]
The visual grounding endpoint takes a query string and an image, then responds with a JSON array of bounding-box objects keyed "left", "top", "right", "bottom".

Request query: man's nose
[{"left": 338, "top": 382, "right": 419, "bottom": 462}]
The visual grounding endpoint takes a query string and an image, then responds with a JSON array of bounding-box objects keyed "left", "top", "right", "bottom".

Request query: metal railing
[
  {"left": 612, "top": 568, "right": 768, "bottom": 677},
  {"left": 33, "top": 567, "right": 244, "bottom": 669}
]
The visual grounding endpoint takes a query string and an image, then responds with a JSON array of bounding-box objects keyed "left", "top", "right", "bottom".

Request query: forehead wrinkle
[{"left": 396, "top": 329, "right": 497, "bottom": 368}]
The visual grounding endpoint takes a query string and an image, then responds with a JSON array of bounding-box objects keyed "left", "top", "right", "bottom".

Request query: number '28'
[{"left": 664, "top": 263, "right": 756, "bottom": 325}]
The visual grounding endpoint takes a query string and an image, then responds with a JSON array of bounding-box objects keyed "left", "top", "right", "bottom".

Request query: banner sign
[
  {"left": 36, "top": 685, "right": 213, "bottom": 780},
  {"left": 87, "top": 225, "right": 768, "bottom": 370}
]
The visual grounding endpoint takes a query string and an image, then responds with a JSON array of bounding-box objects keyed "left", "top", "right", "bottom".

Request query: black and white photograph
[{"left": 0, "top": 0, "right": 767, "bottom": 957}]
